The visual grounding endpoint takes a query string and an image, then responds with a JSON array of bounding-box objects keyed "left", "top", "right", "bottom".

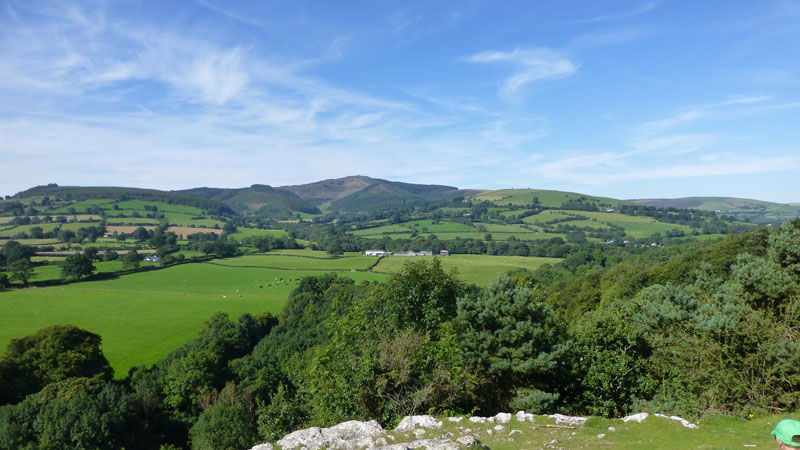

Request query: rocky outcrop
[
  {"left": 276, "top": 420, "right": 385, "bottom": 450},
  {"left": 546, "top": 414, "right": 588, "bottom": 426},
  {"left": 620, "top": 412, "right": 698, "bottom": 429},
  {"left": 394, "top": 415, "right": 443, "bottom": 432}
]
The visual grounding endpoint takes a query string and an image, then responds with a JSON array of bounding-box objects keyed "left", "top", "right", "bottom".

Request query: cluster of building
[{"left": 364, "top": 249, "right": 449, "bottom": 257}]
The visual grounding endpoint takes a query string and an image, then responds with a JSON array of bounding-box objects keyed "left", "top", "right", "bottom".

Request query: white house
[{"left": 364, "top": 250, "right": 390, "bottom": 256}]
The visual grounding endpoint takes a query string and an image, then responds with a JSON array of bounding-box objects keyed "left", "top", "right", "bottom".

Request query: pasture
[
  {"left": 372, "top": 254, "right": 560, "bottom": 285},
  {"left": 472, "top": 188, "right": 630, "bottom": 208},
  {"left": 209, "top": 253, "right": 379, "bottom": 271},
  {"left": 0, "top": 262, "right": 388, "bottom": 376}
]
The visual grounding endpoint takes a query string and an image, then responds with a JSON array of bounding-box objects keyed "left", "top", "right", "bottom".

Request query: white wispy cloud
[
  {"left": 464, "top": 47, "right": 577, "bottom": 101},
  {"left": 526, "top": 148, "right": 800, "bottom": 185},
  {"left": 0, "top": 3, "right": 557, "bottom": 195},
  {"left": 566, "top": 1, "right": 661, "bottom": 25}
]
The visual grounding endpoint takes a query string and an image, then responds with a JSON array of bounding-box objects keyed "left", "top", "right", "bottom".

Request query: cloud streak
[{"left": 464, "top": 48, "right": 577, "bottom": 101}]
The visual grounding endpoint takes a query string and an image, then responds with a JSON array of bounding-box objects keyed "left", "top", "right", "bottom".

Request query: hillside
[
  {"left": 281, "top": 175, "right": 472, "bottom": 211},
  {"left": 11, "top": 184, "right": 232, "bottom": 215},
  {"left": 631, "top": 197, "right": 800, "bottom": 224},
  {"left": 181, "top": 184, "right": 320, "bottom": 219}
]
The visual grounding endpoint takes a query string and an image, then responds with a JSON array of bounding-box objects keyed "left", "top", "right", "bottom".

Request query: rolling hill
[
  {"left": 180, "top": 184, "right": 320, "bottom": 218},
  {"left": 281, "top": 175, "right": 478, "bottom": 211},
  {"left": 631, "top": 197, "right": 800, "bottom": 224}
]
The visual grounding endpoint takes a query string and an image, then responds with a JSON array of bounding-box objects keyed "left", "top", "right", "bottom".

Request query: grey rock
[
  {"left": 249, "top": 444, "right": 274, "bottom": 450},
  {"left": 456, "top": 435, "right": 479, "bottom": 447},
  {"left": 547, "top": 414, "right": 587, "bottom": 426},
  {"left": 277, "top": 420, "right": 384, "bottom": 450},
  {"left": 491, "top": 413, "right": 511, "bottom": 424},
  {"left": 369, "top": 439, "right": 460, "bottom": 450},
  {"left": 515, "top": 411, "right": 535, "bottom": 423},
  {"left": 653, "top": 413, "right": 699, "bottom": 429},
  {"left": 622, "top": 412, "right": 648, "bottom": 423},
  {"left": 395, "top": 415, "right": 443, "bottom": 432}
]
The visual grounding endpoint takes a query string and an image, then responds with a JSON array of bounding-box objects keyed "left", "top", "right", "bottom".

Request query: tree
[
  {"left": 2, "top": 240, "right": 35, "bottom": 264},
  {"left": 377, "top": 258, "right": 466, "bottom": 334},
  {"left": 133, "top": 226, "right": 150, "bottom": 242},
  {"left": 83, "top": 247, "right": 100, "bottom": 261},
  {"left": 0, "top": 324, "right": 113, "bottom": 405},
  {"left": 122, "top": 251, "right": 143, "bottom": 270},
  {"left": 61, "top": 253, "right": 96, "bottom": 280},
  {"left": 8, "top": 258, "right": 34, "bottom": 286},
  {"left": 457, "top": 275, "right": 565, "bottom": 413}
]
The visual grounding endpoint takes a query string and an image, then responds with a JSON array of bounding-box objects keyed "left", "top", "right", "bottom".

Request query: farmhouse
[
  {"left": 144, "top": 255, "right": 160, "bottom": 262},
  {"left": 440, "top": 250, "right": 449, "bottom": 256},
  {"left": 395, "top": 251, "right": 416, "bottom": 256},
  {"left": 364, "top": 249, "right": 390, "bottom": 256}
]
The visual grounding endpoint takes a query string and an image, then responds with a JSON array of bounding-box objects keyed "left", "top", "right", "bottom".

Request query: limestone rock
[
  {"left": 491, "top": 412, "right": 511, "bottom": 424},
  {"left": 547, "top": 414, "right": 587, "bottom": 426},
  {"left": 654, "top": 413, "right": 698, "bottom": 429},
  {"left": 622, "top": 412, "right": 649, "bottom": 423},
  {"left": 515, "top": 411, "right": 535, "bottom": 423},
  {"left": 249, "top": 444, "right": 274, "bottom": 450},
  {"left": 277, "top": 420, "right": 384, "bottom": 450},
  {"left": 456, "top": 435, "right": 485, "bottom": 447},
  {"left": 369, "top": 438, "right": 459, "bottom": 450},
  {"left": 395, "top": 415, "right": 443, "bottom": 432}
]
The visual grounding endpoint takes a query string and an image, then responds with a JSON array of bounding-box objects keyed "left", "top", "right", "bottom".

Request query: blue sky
[{"left": 2, "top": 1, "right": 800, "bottom": 202}]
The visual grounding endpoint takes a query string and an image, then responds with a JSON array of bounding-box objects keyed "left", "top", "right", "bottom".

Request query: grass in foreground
[{"left": 378, "top": 413, "right": 780, "bottom": 450}]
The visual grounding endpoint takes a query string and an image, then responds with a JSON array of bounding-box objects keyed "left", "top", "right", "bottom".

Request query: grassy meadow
[
  {"left": 372, "top": 254, "right": 560, "bottom": 285},
  {"left": 0, "top": 261, "right": 388, "bottom": 376}
]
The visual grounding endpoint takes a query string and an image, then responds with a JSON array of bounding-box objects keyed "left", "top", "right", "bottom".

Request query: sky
[{"left": 2, "top": 1, "right": 800, "bottom": 202}]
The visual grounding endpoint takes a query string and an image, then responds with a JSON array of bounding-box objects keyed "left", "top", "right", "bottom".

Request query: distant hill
[
  {"left": 631, "top": 197, "right": 800, "bottom": 224},
  {"left": 180, "top": 184, "right": 320, "bottom": 219},
  {"left": 11, "top": 185, "right": 233, "bottom": 215},
  {"left": 281, "top": 175, "right": 476, "bottom": 212}
]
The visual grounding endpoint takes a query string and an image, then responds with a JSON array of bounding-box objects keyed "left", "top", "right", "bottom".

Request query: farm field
[
  {"left": 371, "top": 254, "right": 560, "bottom": 285},
  {"left": 229, "top": 228, "right": 289, "bottom": 239},
  {"left": 0, "top": 223, "right": 62, "bottom": 237},
  {"left": 0, "top": 262, "right": 388, "bottom": 376},
  {"left": 209, "top": 253, "right": 379, "bottom": 271},
  {"left": 472, "top": 188, "right": 631, "bottom": 208}
]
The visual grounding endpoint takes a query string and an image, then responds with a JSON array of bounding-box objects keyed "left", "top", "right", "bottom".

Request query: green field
[
  {"left": 229, "top": 228, "right": 290, "bottom": 239},
  {"left": 473, "top": 188, "right": 632, "bottom": 208},
  {"left": 372, "top": 254, "right": 560, "bottom": 285},
  {"left": 0, "top": 223, "right": 62, "bottom": 237},
  {"left": 210, "top": 253, "right": 379, "bottom": 271},
  {"left": 0, "top": 263, "right": 388, "bottom": 376}
]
